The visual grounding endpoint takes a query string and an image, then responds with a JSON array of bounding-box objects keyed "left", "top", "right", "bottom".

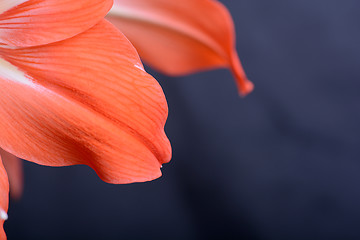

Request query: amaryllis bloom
[
  {"left": 106, "top": 0, "right": 254, "bottom": 96},
  {"left": 5, "top": 0, "right": 253, "bottom": 192},
  {"left": 0, "top": 0, "right": 171, "bottom": 238},
  {"left": 2, "top": 0, "right": 252, "bottom": 238}
]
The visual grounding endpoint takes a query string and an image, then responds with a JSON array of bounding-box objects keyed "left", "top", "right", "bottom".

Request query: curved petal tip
[
  {"left": 237, "top": 78, "right": 254, "bottom": 97},
  {"left": 230, "top": 52, "right": 254, "bottom": 96},
  {"left": 107, "top": 0, "right": 254, "bottom": 97}
]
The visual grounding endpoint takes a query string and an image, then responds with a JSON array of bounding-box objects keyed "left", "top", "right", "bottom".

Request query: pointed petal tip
[
  {"left": 237, "top": 78, "right": 254, "bottom": 97},
  {"left": 230, "top": 51, "right": 254, "bottom": 97},
  {"left": 232, "top": 65, "right": 254, "bottom": 97}
]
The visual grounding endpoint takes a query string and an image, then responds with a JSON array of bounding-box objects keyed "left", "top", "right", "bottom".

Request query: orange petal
[
  {"left": 0, "top": 20, "right": 171, "bottom": 184},
  {"left": 0, "top": 154, "right": 9, "bottom": 240},
  {"left": 106, "top": 0, "right": 253, "bottom": 96},
  {"left": 0, "top": 149, "right": 23, "bottom": 200},
  {"left": 0, "top": 0, "right": 113, "bottom": 47}
]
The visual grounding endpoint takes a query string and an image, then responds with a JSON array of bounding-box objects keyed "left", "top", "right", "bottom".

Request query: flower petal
[
  {"left": 0, "top": 20, "right": 171, "bottom": 183},
  {"left": 106, "top": 0, "right": 253, "bottom": 96},
  {"left": 0, "top": 149, "right": 23, "bottom": 200},
  {"left": 0, "top": 154, "right": 9, "bottom": 240},
  {"left": 0, "top": 0, "right": 113, "bottom": 47}
]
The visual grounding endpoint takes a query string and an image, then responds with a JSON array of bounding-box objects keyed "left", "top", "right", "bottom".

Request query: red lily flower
[
  {"left": 0, "top": 0, "right": 171, "bottom": 238},
  {"left": 2, "top": 0, "right": 252, "bottom": 238},
  {"left": 106, "top": 0, "right": 254, "bottom": 96},
  {"left": 5, "top": 0, "right": 254, "bottom": 199}
]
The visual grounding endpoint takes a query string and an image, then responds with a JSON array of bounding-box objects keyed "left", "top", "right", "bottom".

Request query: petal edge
[
  {"left": 107, "top": 0, "right": 253, "bottom": 95},
  {"left": 0, "top": 20, "right": 171, "bottom": 184},
  {"left": 0, "top": 0, "right": 113, "bottom": 47}
]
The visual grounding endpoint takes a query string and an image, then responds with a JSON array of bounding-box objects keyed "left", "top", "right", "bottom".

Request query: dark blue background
[{"left": 5, "top": 0, "right": 360, "bottom": 239}]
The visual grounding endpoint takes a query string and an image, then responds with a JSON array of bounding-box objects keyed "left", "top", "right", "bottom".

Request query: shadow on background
[{"left": 5, "top": 0, "right": 360, "bottom": 239}]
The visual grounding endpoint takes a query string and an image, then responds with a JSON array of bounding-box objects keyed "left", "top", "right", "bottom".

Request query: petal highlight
[
  {"left": 0, "top": 0, "right": 27, "bottom": 15},
  {"left": 0, "top": 0, "right": 113, "bottom": 47},
  {"left": 0, "top": 154, "right": 9, "bottom": 240},
  {"left": 0, "top": 20, "right": 171, "bottom": 183},
  {"left": 107, "top": 0, "right": 253, "bottom": 95}
]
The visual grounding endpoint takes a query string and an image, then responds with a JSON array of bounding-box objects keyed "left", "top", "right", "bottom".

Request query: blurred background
[{"left": 5, "top": 0, "right": 360, "bottom": 239}]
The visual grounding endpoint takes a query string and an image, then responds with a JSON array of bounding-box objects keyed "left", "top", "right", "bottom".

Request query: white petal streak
[
  {"left": 0, "top": 57, "right": 36, "bottom": 88},
  {"left": 0, "top": 0, "right": 27, "bottom": 15}
]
